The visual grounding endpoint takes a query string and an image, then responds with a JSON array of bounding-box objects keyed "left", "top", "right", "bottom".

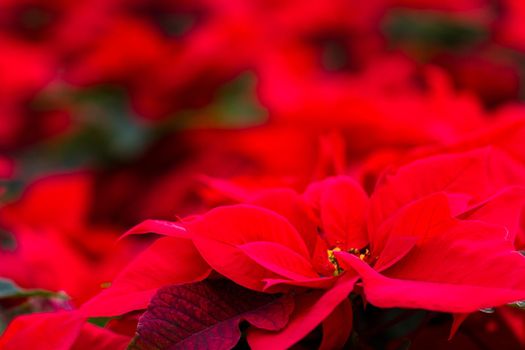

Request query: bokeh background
[
  {"left": 2, "top": 0, "right": 525, "bottom": 347},
  {"left": 3, "top": 0, "right": 525, "bottom": 217}
]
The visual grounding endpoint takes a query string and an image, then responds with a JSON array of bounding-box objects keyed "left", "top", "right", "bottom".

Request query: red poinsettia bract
[{"left": 72, "top": 147, "right": 525, "bottom": 349}]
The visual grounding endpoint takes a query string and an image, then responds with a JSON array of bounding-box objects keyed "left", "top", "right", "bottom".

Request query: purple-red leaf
[{"left": 130, "top": 280, "right": 294, "bottom": 350}]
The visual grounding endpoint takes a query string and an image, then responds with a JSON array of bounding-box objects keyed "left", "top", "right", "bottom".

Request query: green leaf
[
  {"left": 382, "top": 10, "right": 487, "bottom": 58},
  {"left": 88, "top": 317, "right": 112, "bottom": 327},
  {"left": 0, "top": 278, "right": 67, "bottom": 300}
]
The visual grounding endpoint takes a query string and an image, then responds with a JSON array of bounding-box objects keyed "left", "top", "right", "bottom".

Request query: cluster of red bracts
[{"left": 2, "top": 0, "right": 525, "bottom": 349}]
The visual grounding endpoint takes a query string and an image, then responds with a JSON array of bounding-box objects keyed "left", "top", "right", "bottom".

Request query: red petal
[
  {"left": 81, "top": 237, "right": 211, "bottom": 317},
  {"left": 121, "top": 219, "right": 188, "bottom": 240},
  {"left": 247, "top": 272, "right": 357, "bottom": 349},
  {"left": 337, "top": 253, "right": 525, "bottom": 313},
  {"left": 372, "top": 235, "right": 417, "bottom": 272},
  {"left": 449, "top": 313, "right": 469, "bottom": 340},
  {"left": 458, "top": 187, "right": 525, "bottom": 244},
  {"left": 304, "top": 176, "right": 369, "bottom": 250},
  {"left": 341, "top": 193, "right": 525, "bottom": 313},
  {"left": 370, "top": 148, "right": 525, "bottom": 234},
  {"left": 263, "top": 276, "right": 336, "bottom": 292},
  {"left": 193, "top": 237, "right": 283, "bottom": 291},
  {"left": 371, "top": 193, "right": 454, "bottom": 258},
  {"left": 250, "top": 188, "right": 319, "bottom": 256},
  {"left": 240, "top": 241, "right": 319, "bottom": 280},
  {"left": 187, "top": 205, "right": 311, "bottom": 290},
  {"left": 189, "top": 204, "right": 310, "bottom": 255}
]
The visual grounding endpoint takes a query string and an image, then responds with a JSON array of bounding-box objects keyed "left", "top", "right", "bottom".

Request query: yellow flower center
[
  {"left": 327, "top": 247, "right": 343, "bottom": 276},
  {"left": 327, "top": 247, "right": 372, "bottom": 276}
]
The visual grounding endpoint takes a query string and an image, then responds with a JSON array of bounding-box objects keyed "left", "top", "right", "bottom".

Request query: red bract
[
  {"left": 83, "top": 145, "right": 525, "bottom": 348},
  {"left": 340, "top": 147, "right": 525, "bottom": 313},
  {"left": 82, "top": 177, "right": 368, "bottom": 348},
  {"left": 81, "top": 236, "right": 211, "bottom": 316},
  {"left": 340, "top": 193, "right": 525, "bottom": 312},
  {"left": 367, "top": 136, "right": 525, "bottom": 248}
]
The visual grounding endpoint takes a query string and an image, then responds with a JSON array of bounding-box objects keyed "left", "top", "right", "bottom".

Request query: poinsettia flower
[
  {"left": 357, "top": 111, "right": 525, "bottom": 221},
  {"left": 83, "top": 145, "right": 525, "bottom": 348},
  {"left": 334, "top": 147, "right": 525, "bottom": 316},
  {"left": 338, "top": 192, "right": 525, "bottom": 313},
  {"left": 368, "top": 147, "right": 525, "bottom": 248},
  {"left": 81, "top": 176, "right": 369, "bottom": 348},
  {"left": 252, "top": 148, "right": 525, "bottom": 345}
]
